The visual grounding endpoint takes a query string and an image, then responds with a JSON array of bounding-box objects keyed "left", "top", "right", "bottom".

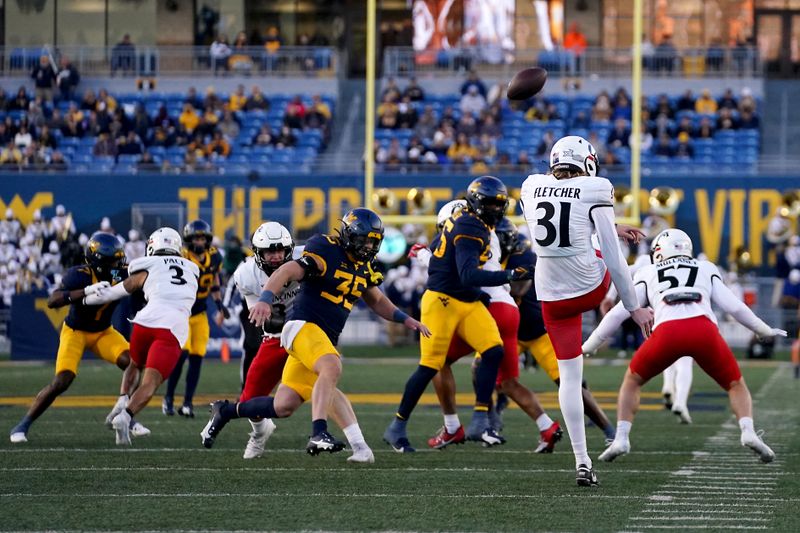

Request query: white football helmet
[
  {"left": 650, "top": 228, "right": 693, "bottom": 263},
  {"left": 251, "top": 222, "right": 293, "bottom": 273},
  {"left": 550, "top": 135, "right": 598, "bottom": 177},
  {"left": 146, "top": 227, "right": 183, "bottom": 256},
  {"left": 436, "top": 199, "right": 467, "bottom": 230}
]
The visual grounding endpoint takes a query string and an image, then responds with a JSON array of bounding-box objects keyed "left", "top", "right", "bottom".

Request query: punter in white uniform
[
  {"left": 84, "top": 227, "right": 199, "bottom": 446},
  {"left": 583, "top": 229, "right": 786, "bottom": 463},
  {"left": 519, "top": 135, "right": 654, "bottom": 486}
]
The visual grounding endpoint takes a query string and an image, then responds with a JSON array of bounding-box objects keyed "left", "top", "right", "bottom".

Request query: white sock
[
  {"left": 673, "top": 356, "right": 693, "bottom": 409},
  {"left": 115, "top": 394, "right": 129, "bottom": 408},
  {"left": 661, "top": 363, "right": 676, "bottom": 395},
  {"left": 557, "top": 357, "right": 590, "bottom": 468},
  {"left": 616, "top": 420, "right": 632, "bottom": 442},
  {"left": 249, "top": 418, "right": 267, "bottom": 434},
  {"left": 739, "top": 416, "right": 755, "bottom": 434},
  {"left": 535, "top": 413, "right": 554, "bottom": 432},
  {"left": 443, "top": 414, "right": 461, "bottom": 433},
  {"left": 343, "top": 423, "right": 369, "bottom": 450}
]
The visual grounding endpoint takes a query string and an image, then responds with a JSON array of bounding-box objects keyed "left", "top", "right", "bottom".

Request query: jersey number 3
[
  {"left": 321, "top": 270, "right": 367, "bottom": 310},
  {"left": 535, "top": 201, "right": 572, "bottom": 248},
  {"left": 169, "top": 265, "right": 188, "bottom": 285}
]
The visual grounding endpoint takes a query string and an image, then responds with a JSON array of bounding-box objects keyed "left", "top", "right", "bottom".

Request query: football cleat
[
  {"left": 130, "top": 421, "right": 151, "bottom": 438},
  {"left": 243, "top": 419, "right": 277, "bottom": 460},
  {"left": 383, "top": 426, "right": 416, "bottom": 453},
  {"left": 178, "top": 404, "right": 195, "bottom": 418},
  {"left": 741, "top": 431, "right": 775, "bottom": 463},
  {"left": 106, "top": 395, "right": 129, "bottom": 428},
  {"left": 112, "top": 410, "right": 132, "bottom": 446},
  {"left": 200, "top": 400, "right": 230, "bottom": 449},
  {"left": 488, "top": 406, "right": 504, "bottom": 432},
  {"left": 162, "top": 396, "right": 175, "bottom": 416},
  {"left": 598, "top": 440, "right": 630, "bottom": 462},
  {"left": 9, "top": 431, "right": 27, "bottom": 444},
  {"left": 534, "top": 420, "right": 563, "bottom": 453},
  {"left": 576, "top": 464, "right": 599, "bottom": 487},
  {"left": 346, "top": 447, "right": 375, "bottom": 464},
  {"left": 306, "top": 431, "right": 346, "bottom": 456},
  {"left": 672, "top": 405, "right": 692, "bottom": 424},
  {"left": 468, "top": 428, "right": 506, "bottom": 447},
  {"left": 662, "top": 392, "right": 673, "bottom": 410},
  {"left": 428, "top": 425, "right": 466, "bottom": 449}
]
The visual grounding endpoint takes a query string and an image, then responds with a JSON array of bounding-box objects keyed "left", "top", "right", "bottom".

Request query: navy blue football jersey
[
  {"left": 506, "top": 247, "right": 547, "bottom": 341},
  {"left": 184, "top": 246, "right": 223, "bottom": 316},
  {"left": 61, "top": 265, "right": 126, "bottom": 332}
]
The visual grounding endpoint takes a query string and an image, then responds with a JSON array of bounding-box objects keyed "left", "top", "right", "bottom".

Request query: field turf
[{"left": 0, "top": 351, "right": 798, "bottom": 532}]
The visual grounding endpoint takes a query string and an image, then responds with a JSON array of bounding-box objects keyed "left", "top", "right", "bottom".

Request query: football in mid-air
[{"left": 506, "top": 67, "right": 548, "bottom": 100}]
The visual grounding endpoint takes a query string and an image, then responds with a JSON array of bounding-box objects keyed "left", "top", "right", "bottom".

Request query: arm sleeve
[
  {"left": 454, "top": 236, "right": 510, "bottom": 287},
  {"left": 591, "top": 205, "right": 639, "bottom": 311},
  {"left": 711, "top": 276, "right": 772, "bottom": 336},
  {"left": 583, "top": 283, "right": 648, "bottom": 353}
]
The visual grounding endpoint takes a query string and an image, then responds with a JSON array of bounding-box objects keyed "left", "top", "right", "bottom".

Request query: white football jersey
[
  {"left": 520, "top": 173, "right": 637, "bottom": 308},
  {"left": 129, "top": 255, "right": 200, "bottom": 346},
  {"left": 633, "top": 257, "right": 719, "bottom": 328},
  {"left": 482, "top": 231, "right": 515, "bottom": 306},
  {"left": 232, "top": 256, "right": 301, "bottom": 334}
]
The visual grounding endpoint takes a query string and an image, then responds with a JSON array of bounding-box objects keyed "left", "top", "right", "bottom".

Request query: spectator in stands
[
  {"left": 245, "top": 86, "right": 270, "bottom": 111},
  {"left": 676, "top": 90, "right": 695, "bottom": 111},
  {"left": 229, "top": 84, "right": 247, "bottom": 112},
  {"left": 1, "top": 141, "right": 22, "bottom": 166},
  {"left": 460, "top": 70, "right": 487, "bottom": 97},
  {"left": 536, "top": 131, "right": 555, "bottom": 157},
  {"left": 376, "top": 138, "right": 404, "bottom": 167},
  {"left": 396, "top": 97, "right": 418, "bottom": 129},
  {"left": 31, "top": 56, "right": 56, "bottom": 103},
  {"left": 570, "top": 109, "right": 590, "bottom": 129},
  {"left": 117, "top": 131, "right": 144, "bottom": 156},
  {"left": 378, "top": 106, "right": 398, "bottom": 129},
  {"left": 460, "top": 85, "right": 487, "bottom": 117},
  {"left": 475, "top": 133, "right": 496, "bottom": 160},
  {"left": 306, "top": 94, "right": 332, "bottom": 129},
  {"left": 564, "top": 22, "right": 587, "bottom": 72},
  {"left": 517, "top": 151, "right": 532, "bottom": 167},
  {"left": 455, "top": 114, "right": 478, "bottom": 138},
  {"left": 8, "top": 86, "right": 30, "bottom": 112},
  {"left": 38, "top": 126, "right": 57, "bottom": 150},
  {"left": 480, "top": 115, "right": 501, "bottom": 139},
  {"left": 607, "top": 118, "right": 631, "bottom": 148},
  {"left": 20, "top": 142, "right": 46, "bottom": 169},
  {"left": 403, "top": 77, "right": 425, "bottom": 102},
  {"left": 93, "top": 133, "right": 117, "bottom": 158},
  {"left": 252, "top": 125, "right": 274, "bottom": 146},
  {"left": 179, "top": 104, "right": 201, "bottom": 134},
  {"left": 263, "top": 26, "right": 282, "bottom": 71},
  {"left": 696, "top": 116, "right": 714, "bottom": 138},
  {"left": 524, "top": 99, "right": 549, "bottom": 122},
  {"left": 414, "top": 106, "right": 437, "bottom": 140},
  {"left": 676, "top": 116, "right": 694, "bottom": 138},
  {"left": 61, "top": 110, "right": 84, "bottom": 138},
  {"left": 218, "top": 110, "right": 240, "bottom": 140},
  {"left": 274, "top": 125, "right": 297, "bottom": 148},
  {"left": 185, "top": 87, "right": 204, "bottom": 110},
  {"left": 49, "top": 205, "right": 74, "bottom": 240},
  {"left": 229, "top": 32, "right": 255, "bottom": 74},
  {"left": 654, "top": 133, "right": 674, "bottom": 157},
  {"left": 654, "top": 35, "right": 677, "bottom": 72},
  {"left": 57, "top": 56, "right": 80, "bottom": 101},
  {"left": 592, "top": 92, "right": 613, "bottom": 121},
  {"left": 695, "top": 89, "right": 718, "bottom": 114},
  {"left": 204, "top": 87, "right": 223, "bottom": 111},
  {"left": 447, "top": 132, "right": 477, "bottom": 163},
  {"left": 210, "top": 34, "right": 232, "bottom": 76},
  {"left": 97, "top": 89, "right": 117, "bottom": 114},
  {"left": 717, "top": 107, "right": 740, "bottom": 130},
  {"left": 706, "top": 39, "right": 725, "bottom": 71},
  {"left": 650, "top": 113, "right": 674, "bottom": 139},
  {"left": 439, "top": 106, "right": 457, "bottom": 129},
  {"left": 81, "top": 90, "right": 98, "bottom": 112},
  {"left": 0, "top": 124, "right": 9, "bottom": 146},
  {"left": 381, "top": 78, "right": 401, "bottom": 102},
  {"left": 674, "top": 131, "right": 694, "bottom": 158},
  {"left": 739, "top": 87, "right": 757, "bottom": 113},
  {"left": 111, "top": 34, "right": 136, "bottom": 76},
  {"left": 49, "top": 151, "right": 67, "bottom": 171},
  {"left": 651, "top": 94, "right": 674, "bottom": 118},
  {"left": 206, "top": 131, "right": 231, "bottom": 159},
  {"left": 612, "top": 93, "right": 632, "bottom": 121},
  {"left": 739, "top": 109, "right": 760, "bottom": 129},
  {"left": 718, "top": 88, "right": 738, "bottom": 110},
  {"left": 630, "top": 121, "right": 654, "bottom": 152},
  {"left": 28, "top": 100, "right": 47, "bottom": 129},
  {"left": 14, "top": 125, "right": 32, "bottom": 149},
  {"left": 136, "top": 151, "right": 160, "bottom": 172},
  {"left": 429, "top": 128, "right": 452, "bottom": 157},
  {"left": 131, "top": 104, "right": 150, "bottom": 140},
  {"left": 284, "top": 95, "right": 306, "bottom": 129}
]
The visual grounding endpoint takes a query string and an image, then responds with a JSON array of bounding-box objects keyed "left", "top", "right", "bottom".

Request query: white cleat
[
  {"left": 672, "top": 405, "right": 693, "bottom": 424},
  {"left": 105, "top": 395, "right": 129, "bottom": 428},
  {"left": 112, "top": 411, "right": 132, "bottom": 446},
  {"left": 130, "top": 421, "right": 151, "bottom": 438},
  {"left": 741, "top": 431, "right": 775, "bottom": 463},
  {"left": 243, "top": 419, "right": 277, "bottom": 459},
  {"left": 9, "top": 432, "right": 28, "bottom": 444},
  {"left": 346, "top": 447, "right": 375, "bottom": 464},
  {"left": 598, "top": 439, "right": 630, "bottom": 462}
]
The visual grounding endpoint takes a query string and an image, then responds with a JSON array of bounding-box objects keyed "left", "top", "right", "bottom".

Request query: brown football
[{"left": 506, "top": 67, "right": 548, "bottom": 100}]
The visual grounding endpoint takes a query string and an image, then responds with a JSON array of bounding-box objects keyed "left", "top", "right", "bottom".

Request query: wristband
[
  {"left": 258, "top": 290, "right": 275, "bottom": 305},
  {"left": 392, "top": 309, "right": 409, "bottom": 323}
]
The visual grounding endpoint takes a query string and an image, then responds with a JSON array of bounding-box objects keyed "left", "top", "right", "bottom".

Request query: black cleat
[
  {"left": 306, "top": 431, "right": 346, "bottom": 456},
  {"left": 662, "top": 393, "right": 673, "bottom": 410},
  {"left": 200, "top": 400, "right": 230, "bottom": 449},
  {"left": 576, "top": 464, "right": 599, "bottom": 487}
]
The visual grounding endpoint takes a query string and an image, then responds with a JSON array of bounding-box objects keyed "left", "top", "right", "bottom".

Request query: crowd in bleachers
[
  {"left": 375, "top": 72, "right": 761, "bottom": 174},
  {"left": 0, "top": 83, "right": 334, "bottom": 174}
]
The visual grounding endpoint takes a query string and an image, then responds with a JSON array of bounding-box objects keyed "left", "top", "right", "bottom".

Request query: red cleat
[
  {"left": 428, "top": 425, "right": 466, "bottom": 449},
  {"left": 534, "top": 420, "right": 563, "bottom": 453}
]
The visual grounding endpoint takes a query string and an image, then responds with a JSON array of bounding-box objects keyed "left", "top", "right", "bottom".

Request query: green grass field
[{"left": 1, "top": 351, "right": 798, "bottom": 532}]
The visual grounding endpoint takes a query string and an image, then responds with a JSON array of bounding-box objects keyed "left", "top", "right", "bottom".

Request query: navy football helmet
[
  {"left": 340, "top": 208, "right": 384, "bottom": 262},
  {"left": 515, "top": 233, "right": 532, "bottom": 254},
  {"left": 494, "top": 217, "right": 519, "bottom": 260},
  {"left": 183, "top": 219, "right": 213, "bottom": 254},
  {"left": 465, "top": 176, "right": 509, "bottom": 227},
  {"left": 85, "top": 231, "right": 126, "bottom": 281}
]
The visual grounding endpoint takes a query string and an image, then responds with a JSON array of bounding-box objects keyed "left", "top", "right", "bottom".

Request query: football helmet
[
  {"left": 183, "top": 219, "right": 213, "bottom": 254},
  {"left": 340, "top": 208, "right": 384, "bottom": 262},
  {"left": 147, "top": 227, "right": 183, "bottom": 257},
  {"left": 465, "top": 176, "right": 509, "bottom": 227},
  {"left": 251, "top": 222, "right": 294, "bottom": 274},
  {"left": 550, "top": 135, "right": 598, "bottom": 177},
  {"left": 650, "top": 228, "right": 693, "bottom": 263},
  {"left": 85, "top": 232, "right": 126, "bottom": 281},
  {"left": 436, "top": 199, "right": 467, "bottom": 231},
  {"left": 515, "top": 233, "right": 532, "bottom": 254},
  {"left": 494, "top": 217, "right": 519, "bottom": 259}
]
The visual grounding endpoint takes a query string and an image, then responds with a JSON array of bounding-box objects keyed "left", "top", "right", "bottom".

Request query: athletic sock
[
  {"left": 396, "top": 365, "right": 438, "bottom": 420},
  {"left": 557, "top": 357, "right": 591, "bottom": 468},
  {"left": 165, "top": 351, "right": 188, "bottom": 400},
  {"left": 12, "top": 415, "right": 32, "bottom": 434},
  {"left": 535, "top": 413, "right": 554, "bottom": 432},
  {"left": 231, "top": 396, "right": 276, "bottom": 420},
  {"left": 615, "top": 420, "right": 632, "bottom": 442},
  {"left": 312, "top": 419, "right": 328, "bottom": 436},
  {"left": 603, "top": 424, "right": 616, "bottom": 440},
  {"left": 444, "top": 413, "right": 461, "bottom": 433},
  {"left": 739, "top": 416, "right": 755, "bottom": 434},
  {"left": 474, "top": 345, "right": 503, "bottom": 406},
  {"left": 673, "top": 356, "right": 693, "bottom": 410},
  {"left": 249, "top": 418, "right": 268, "bottom": 435},
  {"left": 343, "top": 423, "right": 368, "bottom": 450},
  {"left": 184, "top": 354, "right": 203, "bottom": 405}
]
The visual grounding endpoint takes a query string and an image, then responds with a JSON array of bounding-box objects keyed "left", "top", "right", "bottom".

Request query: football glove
[
  {"left": 215, "top": 299, "right": 230, "bottom": 319},
  {"left": 758, "top": 327, "right": 787, "bottom": 340},
  {"left": 508, "top": 265, "right": 534, "bottom": 282},
  {"left": 407, "top": 243, "right": 428, "bottom": 259},
  {"left": 84, "top": 281, "right": 111, "bottom": 296}
]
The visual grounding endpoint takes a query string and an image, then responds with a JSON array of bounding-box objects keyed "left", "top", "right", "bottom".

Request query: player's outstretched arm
[
  {"left": 711, "top": 276, "right": 787, "bottom": 338},
  {"left": 454, "top": 236, "right": 521, "bottom": 287},
  {"left": 362, "top": 286, "right": 431, "bottom": 337},
  {"left": 583, "top": 282, "right": 649, "bottom": 354},
  {"left": 48, "top": 284, "right": 101, "bottom": 308},
  {"left": 82, "top": 272, "right": 147, "bottom": 305},
  {"left": 249, "top": 259, "right": 308, "bottom": 327},
  {"left": 616, "top": 224, "right": 645, "bottom": 244}
]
